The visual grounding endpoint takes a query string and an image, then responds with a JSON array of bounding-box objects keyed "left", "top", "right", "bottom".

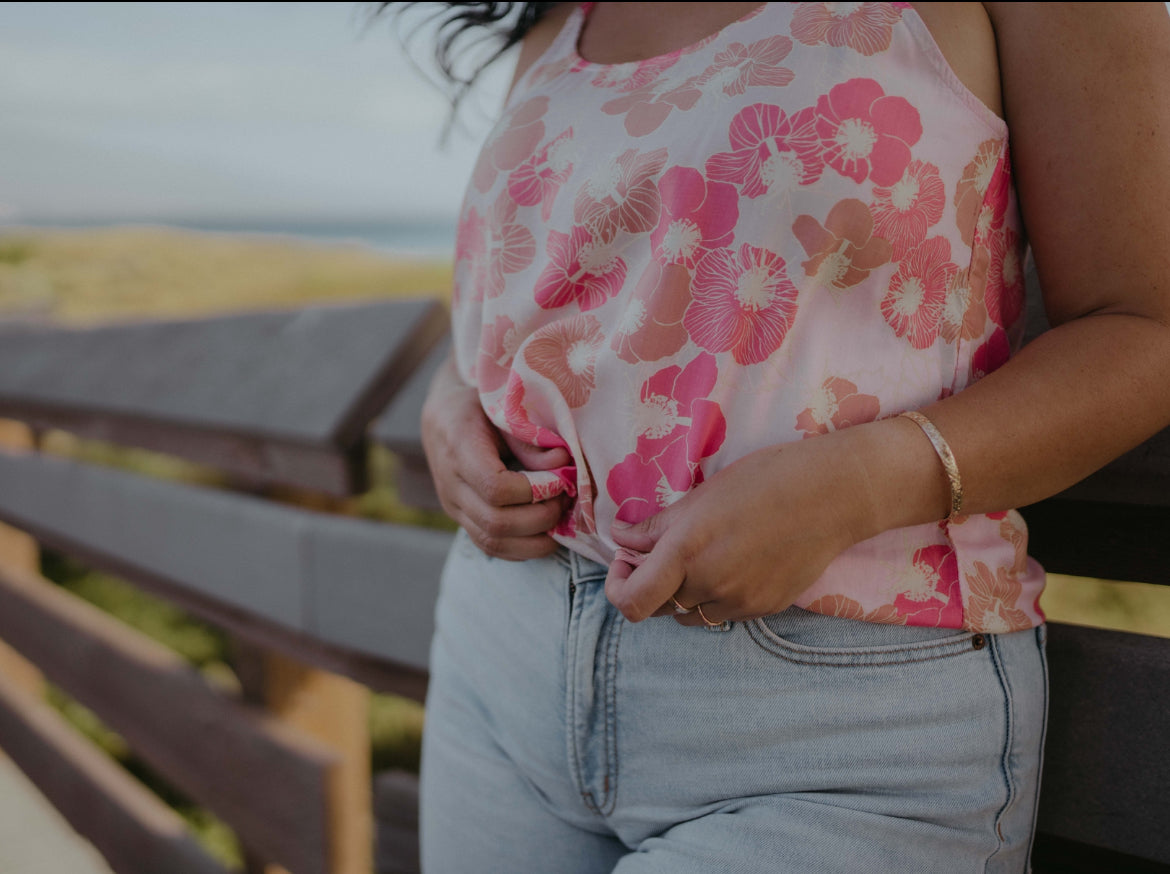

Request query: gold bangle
[{"left": 898, "top": 410, "right": 964, "bottom": 522}]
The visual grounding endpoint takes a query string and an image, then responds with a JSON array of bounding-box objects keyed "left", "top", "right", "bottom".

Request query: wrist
[{"left": 839, "top": 414, "right": 956, "bottom": 542}]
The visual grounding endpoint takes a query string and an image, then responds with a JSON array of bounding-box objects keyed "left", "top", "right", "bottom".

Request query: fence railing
[{"left": 0, "top": 281, "right": 1166, "bottom": 873}]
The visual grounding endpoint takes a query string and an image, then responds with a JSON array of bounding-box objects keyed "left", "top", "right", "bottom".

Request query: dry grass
[{"left": 0, "top": 225, "right": 452, "bottom": 323}]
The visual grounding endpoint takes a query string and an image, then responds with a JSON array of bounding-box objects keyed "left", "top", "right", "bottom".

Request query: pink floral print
[
  {"left": 795, "top": 377, "right": 881, "bottom": 437},
  {"left": 954, "top": 138, "right": 1006, "bottom": 246},
  {"left": 814, "top": 78, "right": 922, "bottom": 186},
  {"left": 684, "top": 244, "right": 800, "bottom": 365},
  {"left": 893, "top": 544, "right": 963, "bottom": 628},
  {"left": 790, "top": 2, "right": 905, "bottom": 56},
  {"left": 602, "top": 79, "right": 704, "bottom": 137},
  {"left": 477, "top": 314, "right": 521, "bottom": 392},
  {"left": 706, "top": 105, "right": 823, "bottom": 197},
  {"left": 574, "top": 147, "right": 668, "bottom": 237},
  {"left": 793, "top": 198, "right": 891, "bottom": 290},
  {"left": 971, "top": 327, "right": 1010, "bottom": 381},
  {"left": 451, "top": 2, "right": 1040, "bottom": 634},
  {"left": 881, "top": 236, "right": 957, "bottom": 349},
  {"left": 650, "top": 166, "right": 739, "bottom": 268},
  {"left": 457, "top": 194, "right": 536, "bottom": 302},
  {"left": 986, "top": 226, "right": 1025, "bottom": 329},
  {"left": 606, "top": 354, "right": 726, "bottom": 523},
  {"left": 965, "top": 561, "right": 1032, "bottom": 633},
  {"left": 507, "top": 128, "right": 576, "bottom": 221},
  {"left": 611, "top": 261, "right": 692, "bottom": 364},
  {"left": 699, "top": 36, "right": 795, "bottom": 97},
  {"left": 472, "top": 97, "right": 549, "bottom": 193},
  {"left": 534, "top": 225, "right": 628, "bottom": 312},
  {"left": 869, "top": 160, "right": 945, "bottom": 259},
  {"left": 523, "top": 314, "right": 605, "bottom": 408}
]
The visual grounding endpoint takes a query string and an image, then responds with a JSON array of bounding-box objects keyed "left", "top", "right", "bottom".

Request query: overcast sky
[{"left": 0, "top": 2, "right": 514, "bottom": 223}]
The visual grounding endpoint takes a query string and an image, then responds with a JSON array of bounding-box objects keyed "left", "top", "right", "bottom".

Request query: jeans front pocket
[{"left": 746, "top": 605, "right": 986, "bottom": 667}]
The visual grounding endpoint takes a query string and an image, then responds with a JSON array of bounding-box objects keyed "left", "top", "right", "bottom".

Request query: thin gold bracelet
[{"left": 898, "top": 410, "right": 964, "bottom": 522}]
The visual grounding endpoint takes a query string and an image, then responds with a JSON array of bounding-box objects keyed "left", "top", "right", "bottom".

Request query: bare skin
[{"left": 421, "top": 2, "right": 1170, "bottom": 626}]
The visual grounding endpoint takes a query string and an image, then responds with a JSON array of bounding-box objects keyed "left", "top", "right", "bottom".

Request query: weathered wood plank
[
  {"left": 0, "top": 561, "right": 341, "bottom": 874},
  {"left": 0, "top": 669, "right": 231, "bottom": 874},
  {"left": 1036, "top": 622, "right": 1170, "bottom": 865},
  {"left": 0, "top": 449, "right": 448, "bottom": 698},
  {"left": 0, "top": 299, "right": 448, "bottom": 493}
]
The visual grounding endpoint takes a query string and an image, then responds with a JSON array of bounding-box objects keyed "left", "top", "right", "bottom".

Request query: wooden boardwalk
[{"left": 0, "top": 749, "right": 116, "bottom": 874}]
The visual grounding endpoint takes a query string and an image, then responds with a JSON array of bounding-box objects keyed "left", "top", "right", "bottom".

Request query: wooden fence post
[
  {"left": 235, "top": 641, "right": 372, "bottom": 874},
  {"left": 0, "top": 420, "right": 43, "bottom": 701}
]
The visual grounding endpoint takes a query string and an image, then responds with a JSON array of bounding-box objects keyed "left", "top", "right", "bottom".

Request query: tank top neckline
[{"left": 566, "top": 1, "right": 769, "bottom": 70}]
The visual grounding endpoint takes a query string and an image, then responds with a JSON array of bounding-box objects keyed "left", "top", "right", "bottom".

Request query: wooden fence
[{"left": 0, "top": 281, "right": 1166, "bottom": 874}]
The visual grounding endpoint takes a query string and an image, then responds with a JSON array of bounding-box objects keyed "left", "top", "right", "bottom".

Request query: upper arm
[{"left": 984, "top": 2, "right": 1170, "bottom": 327}]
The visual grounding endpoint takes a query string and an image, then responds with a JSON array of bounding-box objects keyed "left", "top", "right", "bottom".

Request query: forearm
[{"left": 849, "top": 311, "right": 1170, "bottom": 541}]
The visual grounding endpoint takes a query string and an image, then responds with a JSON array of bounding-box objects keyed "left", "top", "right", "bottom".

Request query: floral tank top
[{"left": 451, "top": 1, "right": 1046, "bottom": 633}]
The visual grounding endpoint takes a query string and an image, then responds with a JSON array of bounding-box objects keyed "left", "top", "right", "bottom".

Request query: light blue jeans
[{"left": 420, "top": 530, "right": 1048, "bottom": 873}]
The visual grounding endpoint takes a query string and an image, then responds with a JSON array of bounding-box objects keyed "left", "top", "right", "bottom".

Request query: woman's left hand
[{"left": 604, "top": 422, "right": 935, "bottom": 626}]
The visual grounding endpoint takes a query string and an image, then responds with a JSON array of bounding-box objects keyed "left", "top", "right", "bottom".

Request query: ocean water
[{"left": 1, "top": 216, "right": 458, "bottom": 260}]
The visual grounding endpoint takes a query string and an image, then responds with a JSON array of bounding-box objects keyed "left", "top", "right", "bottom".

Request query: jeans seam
[
  {"left": 1023, "top": 625, "right": 1049, "bottom": 870},
  {"left": 598, "top": 612, "right": 623, "bottom": 816},
  {"left": 983, "top": 631, "right": 1017, "bottom": 873},
  {"left": 745, "top": 619, "right": 979, "bottom": 666}
]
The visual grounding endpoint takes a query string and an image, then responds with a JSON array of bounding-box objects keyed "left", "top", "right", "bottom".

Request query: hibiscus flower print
[
  {"left": 574, "top": 147, "right": 668, "bottom": 238},
  {"left": 591, "top": 54, "right": 679, "bottom": 92},
  {"left": 523, "top": 314, "right": 605, "bottom": 408},
  {"left": 473, "top": 194, "right": 537, "bottom": 300},
  {"left": 804, "top": 594, "right": 906, "bottom": 625},
  {"left": 965, "top": 561, "right": 1031, "bottom": 633},
  {"left": 534, "top": 225, "right": 628, "bottom": 312},
  {"left": 795, "top": 376, "right": 881, "bottom": 437},
  {"left": 611, "top": 261, "right": 693, "bottom": 364},
  {"left": 938, "top": 270, "right": 988, "bottom": 345},
  {"left": 507, "top": 128, "right": 576, "bottom": 221},
  {"left": 790, "top": 2, "right": 905, "bottom": 56},
  {"left": 631, "top": 352, "right": 726, "bottom": 463},
  {"left": 954, "top": 138, "right": 1007, "bottom": 245},
  {"left": 814, "top": 78, "right": 922, "bottom": 186},
  {"left": 985, "top": 226, "right": 1025, "bottom": 329},
  {"left": 477, "top": 314, "right": 522, "bottom": 393},
  {"left": 607, "top": 354, "right": 726, "bottom": 524},
  {"left": 501, "top": 371, "right": 570, "bottom": 451},
  {"left": 793, "top": 198, "right": 891, "bottom": 291},
  {"left": 698, "top": 35, "right": 795, "bottom": 97},
  {"left": 706, "top": 104, "right": 823, "bottom": 198},
  {"left": 892, "top": 544, "right": 963, "bottom": 628},
  {"left": 870, "top": 160, "right": 945, "bottom": 259},
  {"left": 471, "top": 96, "right": 549, "bottom": 193},
  {"left": 881, "top": 236, "right": 956, "bottom": 349},
  {"left": 684, "top": 243, "right": 800, "bottom": 365},
  {"left": 650, "top": 166, "right": 739, "bottom": 269},
  {"left": 970, "top": 327, "right": 1010, "bottom": 382},
  {"left": 602, "top": 78, "right": 704, "bottom": 137}
]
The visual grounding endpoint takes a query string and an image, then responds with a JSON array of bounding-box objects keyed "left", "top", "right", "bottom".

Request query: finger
[
  {"left": 454, "top": 481, "right": 566, "bottom": 538},
  {"left": 606, "top": 541, "right": 686, "bottom": 623},
  {"left": 464, "top": 529, "right": 563, "bottom": 561},
  {"left": 459, "top": 464, "right": 544, "bottom": 508},
  {"left": 610, "top": 515, "right": 663, "bottom": 554},
  {"left": 502, "top": 433, "right": 572, "bottom": 471}
]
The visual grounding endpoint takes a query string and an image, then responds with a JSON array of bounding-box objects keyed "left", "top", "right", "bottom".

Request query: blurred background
[{"left": 1, "top": 4, "right": 1168, "bottom": 873}]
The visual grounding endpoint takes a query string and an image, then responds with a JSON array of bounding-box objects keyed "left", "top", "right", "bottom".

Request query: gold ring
[
  {"left": 671, "top": 597, "right": 694, "bottom": 615},
  {"left": 694, "top": 603, "right": 721, "bottom": 627}
]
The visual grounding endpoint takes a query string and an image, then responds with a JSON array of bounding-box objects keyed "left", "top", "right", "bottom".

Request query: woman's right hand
[{"left": 421, "top": 355, "right": 570, "bottom": 560}]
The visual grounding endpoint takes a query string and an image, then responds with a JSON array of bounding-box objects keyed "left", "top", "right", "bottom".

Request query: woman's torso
[{"left": 450, "top": 1, "right": 1045, "bottom": 633}]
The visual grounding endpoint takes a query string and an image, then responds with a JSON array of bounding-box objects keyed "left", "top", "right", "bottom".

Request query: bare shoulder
[
  {"left": 910, "top": 2, "right": 1001, "bottom": 119},
  {"left": 510, "top": 2, "right": 576, "bottom": 89},
  {"left": 982, "top": 2, "right": 1170, "bottom": 324}
]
